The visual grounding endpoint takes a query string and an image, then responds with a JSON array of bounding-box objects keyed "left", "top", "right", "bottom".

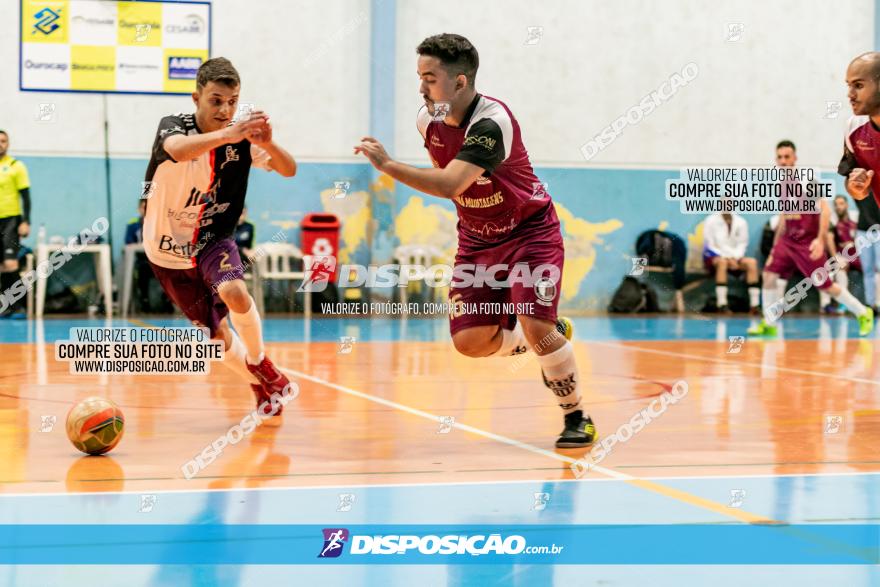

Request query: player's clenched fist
[
  {"left": 224, "top": 111, "right": 269, "bottom": 143},
  {"left": 847, "top": 167, "right": 874, "bottom": 200}
]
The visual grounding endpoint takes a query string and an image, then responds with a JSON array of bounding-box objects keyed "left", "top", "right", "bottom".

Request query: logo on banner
[
  {"left": 33, "top": 7, "right": 62, "bottom": 35},
  {"left": 318, "top": 528, "right": 349, "bottom": 558},
  {"left": 168, "top": 56, "right": 202, "bottom": 80},
  {"left": 166, "top": 14, "right": 205, "bottom": 34}
]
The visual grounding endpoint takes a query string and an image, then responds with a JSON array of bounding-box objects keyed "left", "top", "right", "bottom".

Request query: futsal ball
[{"left": 66, "top": 397, "right": 125, "bottom": 455}]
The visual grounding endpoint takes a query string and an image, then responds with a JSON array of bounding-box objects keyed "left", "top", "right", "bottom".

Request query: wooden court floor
[{"left": 2, "top": 318, "right": 879, "bottom": 497}]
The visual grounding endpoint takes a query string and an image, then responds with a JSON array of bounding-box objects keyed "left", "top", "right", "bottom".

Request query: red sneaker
[
  {"left": 247, "top": 356, "right": 292, "bottom": 411},
  {"left": 250, "top": 383, "right": 269, "bottom": 408},
  {"left": 250, "top": 383, "right": 284, "bottom": 416}
]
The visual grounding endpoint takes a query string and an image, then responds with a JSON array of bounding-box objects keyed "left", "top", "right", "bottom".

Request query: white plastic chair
[
  {"left": 393, "top": 244, "right": 445, "bottom": 305},
  {"left": 24, "top": 253, "right": 34, "bottom": 318},
  {"left": 35, "top": 243, "right": 112, "bottom": 317},
  {"left": 121, "top": 243, "right": 145, "bottom": 318},
  {"left": 253, "top": 242, "right": 310, "bottom": 317}
]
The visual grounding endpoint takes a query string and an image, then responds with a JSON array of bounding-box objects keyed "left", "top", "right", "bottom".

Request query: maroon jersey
[
  {"left": 832, "top": 213, "right": 858, "bottom": 246},
  {"left": 839, "top": 115, "right": 880, "bottom": 205},
  {"left": 417, "top": 94, "right": 553, "bottom": 246},
  {"left": 782, "top": 213, "right": 820, "bottom": 243}
]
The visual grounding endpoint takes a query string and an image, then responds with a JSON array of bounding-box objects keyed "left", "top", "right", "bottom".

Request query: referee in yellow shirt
[{"left": 0, "top": 130, "right": 31, "bottom": 318}]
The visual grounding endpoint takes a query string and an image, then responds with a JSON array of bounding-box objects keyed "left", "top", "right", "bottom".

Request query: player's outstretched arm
[
  {"left": 163, "top": 113, "right": 269, "bottom": 162},
  {"left": 354, "top": 137, "right": 483, "bottom": 198}
]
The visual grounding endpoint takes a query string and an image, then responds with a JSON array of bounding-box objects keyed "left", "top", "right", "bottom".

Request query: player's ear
[
  {"left": 455, "top": 73, "right": 467, "bottom": 93},
  {"left": 191, "top": 90, "right": 200, "bottom": 107}
]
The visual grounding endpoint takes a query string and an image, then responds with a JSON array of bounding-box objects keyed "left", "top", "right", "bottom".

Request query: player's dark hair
[
  {"left": 417, "top": 34, "right": 479, "bottom": 87},
  {"left": 0, "top": 130, "right": 7, "bottom": 137},
  {"left": 196, "top": 57, "right": 240, "bottom": 90},
  {"left": 776, "top": 140, "right": 796, "bottom": 151}
]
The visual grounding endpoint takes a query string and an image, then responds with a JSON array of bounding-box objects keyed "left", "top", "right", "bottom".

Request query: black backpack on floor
[{"left": 608, "top": 277, "right": 660, "bottom": 313}]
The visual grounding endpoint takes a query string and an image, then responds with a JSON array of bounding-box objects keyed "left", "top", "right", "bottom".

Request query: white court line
[
  {"left": 280, "top": 367, "right": 628, "bottom": 482},
  {"left": 2, "top": 470, "right": 878, "bottom": 499},
  {"left": 592, "top": 340, "right": 880, "bottom": 386}
]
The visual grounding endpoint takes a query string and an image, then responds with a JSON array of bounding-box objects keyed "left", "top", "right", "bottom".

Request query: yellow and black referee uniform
[
  {"left": 0, "top": 146, "right": 31, "bottom": 314},
  {"left": 0, "top": 153, "right": 30, "bottom": 261}
]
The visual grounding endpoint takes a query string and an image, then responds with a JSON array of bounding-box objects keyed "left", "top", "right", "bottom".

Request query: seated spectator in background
[
  {"left": 234, "top": 206, "right": 255, "bottom": 261},
  {"left": 821, "top": 195, "right": 861, "bottom": 314},
  {"left": 125, "top": 200, "right": 153, "bottom": 312},
  {"left": 635, "top": 229, "right": 687, "bottom": 312},
  {"left": 125, "top": 199, "right": 146, "bottom": 245},
  {"left": 703, "top": 212, "right": 760, "bottom": 313},
  {"left": 854, "top": 190, "right": 880, "bottom": 313}
]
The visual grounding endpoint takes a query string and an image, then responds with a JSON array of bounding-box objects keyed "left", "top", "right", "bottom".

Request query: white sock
[
  {"left": 536, "top": 341, "right": 582, "bottom": 415},
  {"left": 833, "top": 288, "right": 867, "bottom": 317},
  {"left": 762, "top": 285, "right": 782, "bottom": 323},
  {"left": 820, "top": 290, "right": 831, "bottom": 307},
  {"left": 716, "top": 285, "right": 728, "bottom": 307},
  {"left": 229, "top": 298, "right": 265, "bottom": 365},
  {"left": 489, "top": 321, "right": 528, "bottom": 356},
  {"left": 837, "top": 271, "right": 849, "bottom": 291},
  {"left": 223, "top": 332, "right": 260, "bottom": 383},
  {"left": 748, "top": 286, "right": 760, "bottom": 308},
  {"left": 777, "top": 280, "right": 788, "bottom": 299}
]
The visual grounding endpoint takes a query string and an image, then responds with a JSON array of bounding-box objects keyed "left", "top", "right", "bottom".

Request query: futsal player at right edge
[
  {"left": 841, "top": 52, "right": 880, "bottom": 251},
  {"left": 354, "top": 34, "right": 597, "bottom": 448}
]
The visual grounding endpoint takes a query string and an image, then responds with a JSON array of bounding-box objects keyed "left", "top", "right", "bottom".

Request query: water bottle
[{"left": 37, "top": 224, "right": 46, "bottom": 246}]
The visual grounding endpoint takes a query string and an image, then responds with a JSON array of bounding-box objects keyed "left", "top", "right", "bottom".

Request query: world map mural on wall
[
  {"left": 393, "top": 196, "right": 623, "bottom": 307},
  {"left": 275, "top": 175, "right": 627, "bottom": 309}
]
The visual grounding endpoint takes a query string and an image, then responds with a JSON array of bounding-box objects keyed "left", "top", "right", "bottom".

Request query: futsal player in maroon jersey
[
  {"left": 354, "top": 34, "right": 596, "bottom": 448},
  {"left": 820, "top": 195, "right": 861, "bottom": 313},
  {"left": 841, "top": 53, "right": 880, "bottom": 208},
  {"left": 748, "top": 141, "right": 873, "bottom": 336}
]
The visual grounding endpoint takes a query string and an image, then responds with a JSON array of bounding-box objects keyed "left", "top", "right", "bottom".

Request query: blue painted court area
[
  {"left": 2, "top": 473, "right": 879, "bottom": 526},
  {"left": 0, "top": 474, "right": 878, "bottom": 585},
  {"left": 0, "top": 315, "right": 874, "bottom": 344}
]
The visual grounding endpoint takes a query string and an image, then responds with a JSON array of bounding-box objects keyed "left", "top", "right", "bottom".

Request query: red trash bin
[{"left": 301, "top": 213, "right": 341, "bottom": 281}]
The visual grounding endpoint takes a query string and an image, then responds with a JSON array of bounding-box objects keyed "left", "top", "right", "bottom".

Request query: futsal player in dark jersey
[
  {"left": 142, "top": 57, "right": 298, "bottom": 413},
  {"left": 354, "top": 34, "right": 596, "bottom": 448},
  {"left": 748, "top": 141, "right": 872, "bottom": 337}
]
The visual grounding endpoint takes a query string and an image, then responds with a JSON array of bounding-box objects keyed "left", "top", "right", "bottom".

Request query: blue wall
[
  {"left": 17, "top": 155, "right": 847, "bottom": 310},
  {"left": 18, "top": 156, "right": 372, "bottom": 268}
]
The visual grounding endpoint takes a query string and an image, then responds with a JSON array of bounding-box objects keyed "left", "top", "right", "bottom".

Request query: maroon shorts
[
  {"left": 148, "top": 238, "right": 246, "bottom": 337},
  {"left": 765, "top": 236, "right": 832, "bottom": 290},
  {"left": 448, "top": 207, "right": 564, "bottom": 336}
]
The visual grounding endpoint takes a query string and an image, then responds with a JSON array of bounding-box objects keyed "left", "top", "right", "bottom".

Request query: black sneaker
[{"left": 555, "top": 410, "right": 598, "bottom": 448}]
